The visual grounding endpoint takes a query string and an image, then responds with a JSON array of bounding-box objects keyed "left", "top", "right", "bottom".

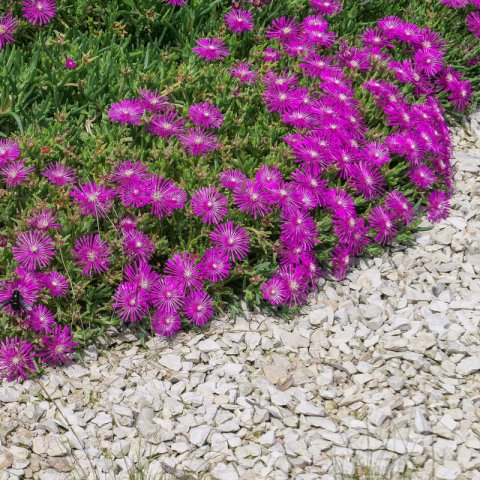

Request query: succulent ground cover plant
[{"left": 0, "top": 0, "right": 479, "bottom": 382}]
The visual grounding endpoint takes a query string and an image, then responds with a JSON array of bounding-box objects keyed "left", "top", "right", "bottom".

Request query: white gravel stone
[
  {"left": 456, "top": 356, "right": 480, "bottom": 375},
  {"left": 189, "top": 425, "right": 211, "bottom": 446},
  {"left": 197, "top": 339, "right": 221, "bottom": 353},
  {"left": 295, "top": 401, "right": 325, "bottom": 416}
]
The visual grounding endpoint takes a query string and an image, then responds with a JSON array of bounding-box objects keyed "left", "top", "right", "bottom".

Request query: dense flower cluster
[
  {"left": 0, "top": 0, "right": 57, "bottom": 50},
  {"left": 0, "top": 0, "right": 476, "bottom": 382}
]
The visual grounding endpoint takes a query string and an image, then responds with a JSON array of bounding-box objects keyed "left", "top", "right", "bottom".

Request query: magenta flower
[
  {"left": 409, "top": 165, "right": 437, "bottom": 189},
  {"left": 229, "top": 61, "right": 258, "bottom": 84},
  {"left": 266, "top": 17, "right": 301, "bottom": 44},
  {"left": 467, "top": 12, "right": 480, "bottom": 39},
  {"left": 224, "top": 8, "right": 254, "bottom": 33},
  {"left": 151, "top": 276, "right": 185, "bottom": 312},
  {"left": 123, "top": 230, "right": 155, "bottom": 262},
  {"left": 110, "top": 160, "right": 149, "bottom": 185},
  {"left": 152, "top": 309, "right": 182, "bottom": 337},
  {"left": 41, "top": 271, "right": 69, "bottom": 297},
  {"left": 22, "top": 0, "right": 57, "bottom": 26},
  {"left": 191, "top": 186, "right": 228, "bottom": 224},
  {"left": 29, "top": 210, "right": 62, "bottom": 231},
  {"left": 64, "top": 57, "right": 77, "bottom": 69},
  {"left": 72, "top": 234, "right": 112, "bottom": 277},
  {"left": 0, "top": 278, "right": 40, "bottom": 314},
  {"left": 27, "top": 305, "right": 55, "bottom": 333},
  {"left": 124, "top": 261, "right": 159, "bottom": 292},
  {"left": 440, "top": 0, "right": 468, "bottom": 6},
  {"left": 414, "top": 48, "right": 444, "bottom": 77},
  {"left": 199, "top": 248, "right": 231, "bottom": 283},
  {"left": 1, "top": 159, "right": 34, "bottom": 187},
  {"left": 448, "top": 79, "right": 472, "bottom": 112},
  {"left": 139, "top": 89, "right": 169, "bottom": 113},
  {"left": 12, "top": 231, "right": 55, "bottom": 271},
  {"left": 0, "top": 337, "right": 36, "bottom": 382},
  {"left": 232, "top": 179, "right": 271, "bottom": 219},
  {"left": 332, "top": 215, "right": 371, "bottom": 256},
  {"left": 118, "top": 177, "right": 151, "bottom": 208},
  {"left": 385, "top": 191, "right": 415, "bottom": 226},
  {"left": 42, "top": 162, "right": 76, "bottom": 186},
  {"left": 280, "top": 209, "right": 318, "bottom": 248},
  {"left": 219, "top": 169, "right": 247, "bottom": 189},
  {"left": 108, "top": 99, "right": 144, "bottom": 125},
  {"left": 348, "top": 163, "right": 385, "bottom": 200},
  {"left": 188, "top": 102, "right": 223, "bottom": 129},
  {"left": 368, "top": 206, "right": 398, "bottom": 245},
  {"left": 164, "top": 0, "right": 186, "bottom": 6},
  {"left": 274, "top": 265, "right": 309, "bottom": 307},
  {"left": 148, "top": 175, "right": 186, "bottom": 219},
  {"left": 310, "top": 0, "right": 343, "bottom": 16},
  {"left": 263, "top": 48, "right": 281, "bottom": 62},
  {"left": 183, "top": 290, "right": 214, "bottom": 326},
  {"left": 178, "top": 127, "right": 219, "bottom": 157},
  {"left": 0, "top": 139, "right": 21, "bottom": 166},
  {"left": 148, "top": 111, "right": 186, "bottom": 139},
  {"left": 113, "top": 282, "right": 149, "bottom": 323},
  {"left": 70, "top": 182, "right": 115, "bottom": 217},
  {"left": 210, "top": 221, "right": 250, "bottom": 262},
  {"left": 331, "top": 246, "right": 351, "bottom": 281},
  {"left": 192, "top": 38, "right": 229, "bottom": 61},
  {"left": 262, "top": 277, "right": 288, "bottom": 306},
  {"left": 38, "top": 325, "right": 78, "bottom": 367},
  {"left": 165, "top": 252, "right": 204, "bottom": 292},
  {"left": 426, "top": 191, "right": 451, "bottom": 223},
  {"left": 118, "top": 216, "right": 138, "bottom": 233},
  {"left": 0, "top": 14, "right": 18, "bottom": 51}
]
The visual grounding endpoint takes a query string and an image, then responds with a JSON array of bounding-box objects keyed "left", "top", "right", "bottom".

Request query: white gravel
[{"left": 0, "top": 114, "right": 479, "bottom": 480}]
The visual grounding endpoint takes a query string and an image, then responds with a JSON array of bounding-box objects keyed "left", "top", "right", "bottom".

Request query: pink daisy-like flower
[
  {"left": 152, "top": 309, "right": 182, "bottom": 336},
  {"left": 348, "top": 163, "right": 385, "bottom": 201},
  {"left": 70, "top": 182, "right": 115, "bottom": 217},
  {"left": 29, "top": 210, "right": 62, "bottom": 231},
  {"left": 426, "top": 190, "right": 451, "bottom": 223},
  {"left": 414, "top": 48, "right": 444, "bottom": 77},
  {"left": 178, "top": 127, "right": 219, "bottom": 157},
  {"left": 0, "top": 337, "right": 36, "bottom": 382},
  {"left": 331, "top": 246, "right": 351, "bottom": 281},
  {"left": 440, "top": 0, "right": 468, "bottom": 7},
  {"left": 110, "top": 160, "right": 149, "bottom": 185},
  {"left": 0, "top": 277, "right": 40, "bottom": 314},
  {"left": 151, "top": 276, "right": 185, "bottom": 313},
  {"left": 72, "top": 234, "right": 112, "bottom": 277},
  {"left": 448, "top": 79, "right": 473, "bottom": 112},
  {"left": 165, "top": 252, "right": 204, "bottom": 292},
  {"left": 22, "top": 0, "right": 57, "bottom": 26},
  {"left": 124, "top": 261, "right": 159, "bottom": 292},
  {"left": 41, "top": 271, "right": 69, "bottom": 297},
  {"left": 191, "top": 186, "right": 228, "bottom": 224},
  {"left": 0, "top": 14, "right": 18, "bottom": 51},
  {"left": 219, "top": 169, "right": 247, "bottom": 189},
  {"left": 183, "top": 290, "right": 214, "bottom": 326},
  {"left": 229, "top": 61, "right": 258, "bottom": 84},
  {"left": 139, "top": 89, "right": 169, "bottom": 113},
  {"left": 108, "top": 99, "right": 144, "bottom": 125},
  {"left": 264, "top": 48, "right": 281, "bottom": 62},
  {"left": 210, "top": 221, "right": 250, "bottom": 262},
  {"left": 164, "top": 0, "right": 186, "bottom": 6},
  {"left": 261, "top": 277, "right": 288, "bottom": 306},
  {"left": 113, "top": 282, "right": 150, "bottom": 323},
  {"left": 409, "top": 165, "right": 437, "bottom": 189},
  {"left": 192, "top": 38, "right": 229, "bottom": 61},
  {"left": 188, "top": 102, "right": 223, "bottom": 129},
  {"left": 0, "top": 139, "right": 21, "bottom": 166},
  {"left": 12, "top": 231, "right": 55, "bottom": 271},
  {"left": 1, "top": 159, "right": 34, "bottom": 187},
  {"left": 232, "top": 179, "right": 271, "bottom": 219},
  {"left": 466, "top": 12, "right": 480, "bottom": 39},
  {"left": 199, "top": 248, "right": 231, "bottom": 283},
  {"left": 310, "top": 0, "right": 343, "bottom": 16},
  {"left": 38, "top": 325, "right": 78, "bottom": 367},
  {"left": 385, "top": 191, "right": 416, "bottom": 226},
  {"left": 368, "top": 205, "right": 397, "bottom": 245},
  {"left": 27, "top": 305, "right": 55, "bottom": 333},
  {"left": 117, "top": 177, "right": 151, "bottom": 208},
  {"left": 42, "top": 162, "right": 76, "bottom": 186},
  {"left": 118, "top": 216, "right": 138, "bottom": 233},
  {"left": 224, "top": 8, "right": 254, "bottom": 33},
  {"left": 148, "top": 111, "right": 186, "bottom": 139},
  {"left": 64, "top": 57, "right": 77, "bottom": 69},
  {"left": 274, "top": 265, "right": 309, "bottom": 307},
  {"left": 148, "top": 175, "right": 186, "bottom": 220},
  {"left": 123, "top": 230, "right": 155, "bottom": 262}
]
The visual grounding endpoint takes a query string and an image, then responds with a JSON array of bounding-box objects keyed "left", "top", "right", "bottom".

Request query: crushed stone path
[{"left": 0, "top": 117, "right": 480, "bottom": 480}]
